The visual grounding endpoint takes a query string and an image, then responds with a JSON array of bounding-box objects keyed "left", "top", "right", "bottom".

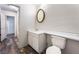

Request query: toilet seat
[{"left": 46, "top": 46, "right": 61, "bottom": 54}]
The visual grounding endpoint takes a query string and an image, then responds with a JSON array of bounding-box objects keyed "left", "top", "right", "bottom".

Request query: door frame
[{"left": 1, "top": 9, "right": 19, "bottom": 40}]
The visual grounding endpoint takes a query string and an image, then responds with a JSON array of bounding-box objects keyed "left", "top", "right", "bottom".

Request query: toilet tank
[{"left": 51, "top": 35, "right": 66, "bottom": 49}]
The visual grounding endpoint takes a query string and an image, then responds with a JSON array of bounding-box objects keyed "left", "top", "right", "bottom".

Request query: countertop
[{"left": 28, "top": 30, "right": 79, "bottom": 41}]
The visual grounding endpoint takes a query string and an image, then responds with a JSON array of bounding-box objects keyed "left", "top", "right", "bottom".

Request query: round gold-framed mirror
[{"left": 36, "top": 9, "right": 45, "bottom": 23}]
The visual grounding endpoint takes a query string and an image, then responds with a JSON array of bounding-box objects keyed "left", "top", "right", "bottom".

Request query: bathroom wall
[
  {"left": 36, "top": 5, "right": 79, "bottom": 53},
  {"left": 36, "top": 4, "right": 79, "bottom": 33},
  {"left": 17, "top": 4, "right": 39, "bottom": 48},
  {"left": 18, "top": 4, "right": 79, "bottom": 52}
]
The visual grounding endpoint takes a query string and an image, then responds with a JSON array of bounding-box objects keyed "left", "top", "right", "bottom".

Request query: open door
[{"left": 0, "top": 14, "right": 1, "bottom": 42}]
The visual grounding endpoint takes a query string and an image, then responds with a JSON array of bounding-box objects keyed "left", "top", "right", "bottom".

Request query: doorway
[
  {"left": 7, "top": 16, "right": 15, "bottom": 35},
  {"left": 1, "top": 9, "right": 18, "bottom": 41}
]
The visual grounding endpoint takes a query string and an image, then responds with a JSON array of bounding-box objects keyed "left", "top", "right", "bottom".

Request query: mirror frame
[{"left": 36, "top": 9, "right": 45, "bottom": 23}]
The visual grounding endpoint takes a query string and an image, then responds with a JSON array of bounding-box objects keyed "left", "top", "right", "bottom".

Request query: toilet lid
[{"left": 46, "top": 46, "right": 61, "bottom": 54}]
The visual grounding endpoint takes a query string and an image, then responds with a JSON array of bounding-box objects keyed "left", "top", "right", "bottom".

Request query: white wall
[
  {"left": 18, "top": 4, "right": 79, "bottom": 48},
  {"left": 18, "top": 4, "right": 38, "bottom": 48},
  {"left": 36, "top": 4, "right": 79, "bottom": 33}
]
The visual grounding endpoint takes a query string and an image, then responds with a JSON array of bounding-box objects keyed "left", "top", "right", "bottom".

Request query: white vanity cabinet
[{"left": 28, "top": 31, "right": 46, "bottom": 53}]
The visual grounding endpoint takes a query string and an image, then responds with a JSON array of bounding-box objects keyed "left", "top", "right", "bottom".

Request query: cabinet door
[
  {"left": 28, "top": 31, "right": 46, "bottom": 53},
  {"left": 32, "top": 33, "right": 39, "bottom": 52},
  {"left": 28, "top": 32, "right": 33, "bottom": 47},
  {"left": 28, "top": 32, "right": 39, "bottom": 52}
]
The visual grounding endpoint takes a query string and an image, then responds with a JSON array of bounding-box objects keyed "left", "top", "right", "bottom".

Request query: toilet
[{"left": 46, "top": 36, "right": 66, "bottom": 54}]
